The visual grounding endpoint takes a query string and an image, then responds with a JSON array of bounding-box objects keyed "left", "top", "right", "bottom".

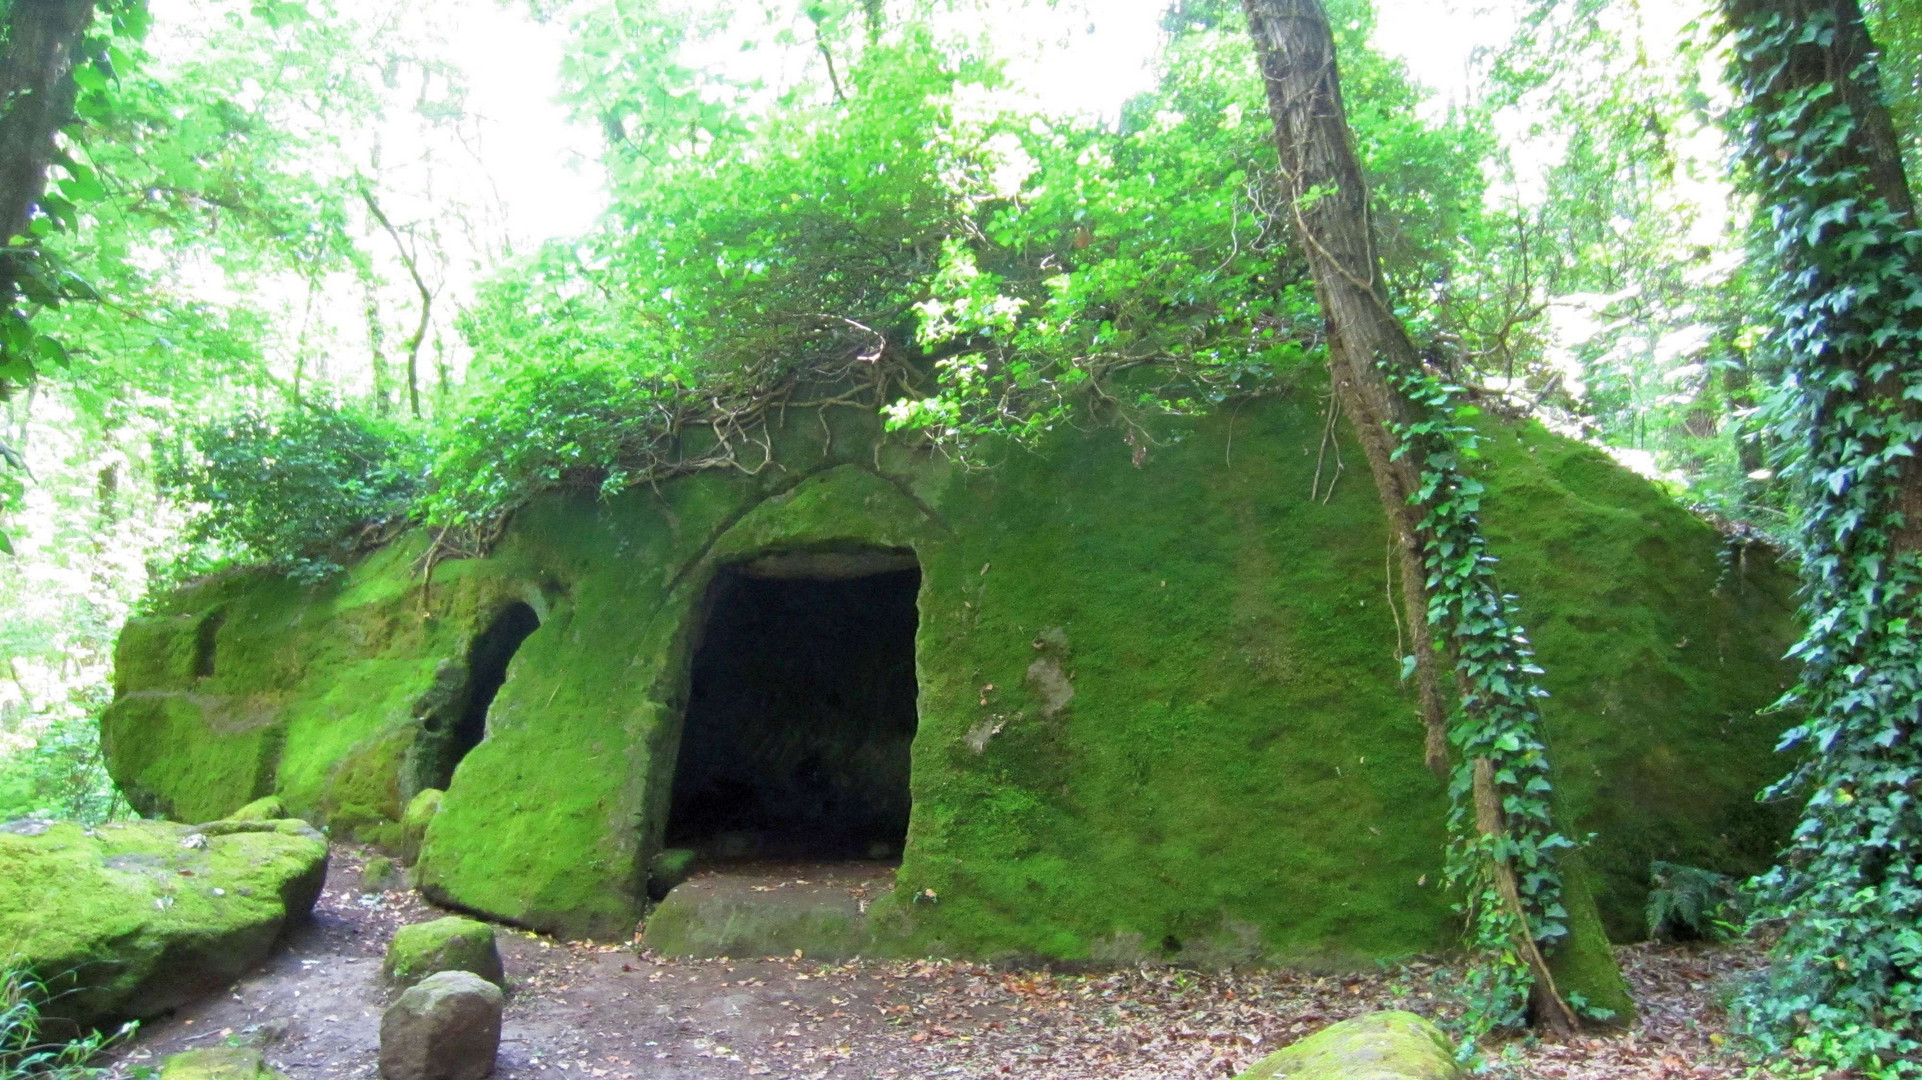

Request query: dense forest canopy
[{"left": 4, "top": 0, "right": 1922, "bottom": 1071}]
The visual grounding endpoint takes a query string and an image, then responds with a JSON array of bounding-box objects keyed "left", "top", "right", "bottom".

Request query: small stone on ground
[
  {"left": 379, "top": 970, "right": 503, "bottom": 1080},
  {"left": 385, "top": 915, "right": 505, "bottom": 988}
]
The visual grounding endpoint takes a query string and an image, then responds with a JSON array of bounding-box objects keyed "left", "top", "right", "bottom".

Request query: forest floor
[{"left": 105, "top": 847, "right": 1784, "bottom": 1080}]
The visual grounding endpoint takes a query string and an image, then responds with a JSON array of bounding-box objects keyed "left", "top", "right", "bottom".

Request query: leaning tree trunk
[
  {"left": 1720, "top": 0, "right": 1922, "bottom": 1056},
  {"left": 1241, "top": 0, "right": 1595, "bottom": 1033}
]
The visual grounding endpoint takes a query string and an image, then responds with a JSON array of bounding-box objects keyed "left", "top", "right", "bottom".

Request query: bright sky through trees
[{"left": 420, "top": 0, "right": 1513, "bottom": 247}]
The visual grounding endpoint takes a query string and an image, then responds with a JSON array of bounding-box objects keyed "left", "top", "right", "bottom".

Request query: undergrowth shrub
[
  {"left": 157, "top": 406, "right": 426, "bottom": 583},
  {"left": 0, "top": 970, "right": 125, "bottom": 1079},
  {"left": 1645, "top": 861, "right": 1744, "bottom": 942}
]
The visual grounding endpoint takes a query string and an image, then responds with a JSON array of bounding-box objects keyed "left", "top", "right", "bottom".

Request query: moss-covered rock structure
[
  {"left": 0, "top": 817, "right": 327, "bottom": 1029},
  {"left": 102, "top": 395, "right": 1798, "bottom": 974}
]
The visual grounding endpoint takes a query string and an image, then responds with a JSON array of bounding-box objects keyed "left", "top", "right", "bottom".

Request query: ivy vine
[
  {"left": 1385, "top": 367, "right": 1581, "bottom": 1038},
  {"left": 1726, "top": 6, "right": 1922, "bottom": 1073}
]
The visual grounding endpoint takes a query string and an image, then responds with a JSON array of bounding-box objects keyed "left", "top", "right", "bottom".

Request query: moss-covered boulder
[
  {"left": 159, "top": 1047, "right": 289, "bottom": 1080},
  {"left": 384, "top": 916, "right": 504, "bottom": 989},
  {"left": 0, "top": 817, "right": 327, "bottom": 1029},
  {"left": 1233, "top": 1011, "right": 1460, "bottom": 1080},
  {"left": 227, "top": 796, "right": 286, "bottom": 822},
  {"left": 641, "top": 870, "right": 876, "bottom": 959}
]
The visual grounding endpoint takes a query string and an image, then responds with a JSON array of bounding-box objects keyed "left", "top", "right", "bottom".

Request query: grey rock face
[{"left": 378, "top": 970, "right": 504, "bottom": 1080}]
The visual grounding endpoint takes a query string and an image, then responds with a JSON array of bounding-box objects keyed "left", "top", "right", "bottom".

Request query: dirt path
[{"left": 106, "top": 847, "right": 1776, "bottom": 1080}]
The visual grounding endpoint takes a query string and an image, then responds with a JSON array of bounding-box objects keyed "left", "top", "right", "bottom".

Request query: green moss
[
  {"left": 362, "top": 855, "right": 401, "bottom": 891},
  {"left": 1233, "top": 1010, "right": 1460, "bottom": 1080},
  {"left": 648, "top": 847, "right": 697, "bottom": 896},
  {"left": 99, "top": 694, "right": 278, "bottom": 823},
  {"left": 1548, "top": 854, "right": 1637, "bottom": 1025},
  {"left": 383, "top": 916, "right": 503, "bottom": 988},
  {"left": 0, "top": 819, "right": 327, "bottom": 1030},
  {"left": 318, "top": 724, "right": 415, "bottom": 847},
  {"left": 641, "top": 881, "right": 875, "bottom": 960},
  {"left": 160, "top": 1047, "right": 288, "bottom": 1080},
  {"left": 1474, "top": 422, "right": 1800, "bottom": 937},
  {"left": 398, "top": 788, "right": 442, "bottom": 865},
  {"left": 228, "top": 795, "right": 286, "bottom": 821}
]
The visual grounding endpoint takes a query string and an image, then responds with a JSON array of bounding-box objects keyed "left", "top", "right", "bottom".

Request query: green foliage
[
  {"left": 1385, "top": 369, "right": 1574, "bottom": 1037},
  {"left": 1723, "top": 4, "right": 1922, "bottom": 1074},
  {"left": 0, "top": 969, "right": 124, "bottom": 1080},
  {"left": 158, "top": 407, "right": 424, "bottom": 582},
  {"left": 0, "top": 0, "right": 153, "bottom": 556},
  {"left": 1481, "top": 1, "right": 1787, "bottom": 534},
  {"left": 1645, "top": 861, "right": 1743, "bottom": 941},
  {"left": 0, "top": 692, "right": 119, "bottom": 827},
  {"left": 430, "top": 3, "right": 1489, "bottom": 534}
]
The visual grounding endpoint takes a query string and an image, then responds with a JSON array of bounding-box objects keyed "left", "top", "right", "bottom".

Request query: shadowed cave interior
[
  {"left": 665, "top": 556, "right": 921, "bottom": 865},
  {"left": 417, "top": 601, "right": 541, "bottom": 792}
]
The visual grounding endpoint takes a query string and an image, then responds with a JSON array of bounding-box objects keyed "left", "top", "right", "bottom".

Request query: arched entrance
[{"left": 663, "top": 550, "right": 920, "bottom": 866}]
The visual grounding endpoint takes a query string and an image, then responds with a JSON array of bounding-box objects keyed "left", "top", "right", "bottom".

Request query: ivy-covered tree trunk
[
  {"left": 1721, "top": 0, "right": 1922, "bottom": 1066},
  {"left": 1241, "top": 0, "right": 1622, "bottom": 1034}
]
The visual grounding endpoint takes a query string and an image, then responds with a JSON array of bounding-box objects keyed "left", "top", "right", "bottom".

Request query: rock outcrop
[
  {"left": 102, "top": 393, "right": 1802, "bottom": 998},
  {"left": 0, "top": 817, "right": 327, "bottom": 1029}
]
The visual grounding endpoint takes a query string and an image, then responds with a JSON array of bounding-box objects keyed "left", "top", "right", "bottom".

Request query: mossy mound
[
  {"left": 384, "top": 916, "right": 504, "bottom": 989},
  {"left": 103, "top": 390, "right": 1798, "bottom": 981},
  {"left": 0, "top": 817, "right": 327, "bottom": 1029},
  {"left": 228, "top": 795, "right": 286, "bottom": 821},
  {"left": 159, "top": 1047, "right": 289, "bottom": 1080},
  {"left": 1233, "top": 1011, "right": 1460, "bottom": 1080}
]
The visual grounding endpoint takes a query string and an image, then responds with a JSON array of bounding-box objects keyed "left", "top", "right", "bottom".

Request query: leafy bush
[
  {"left": 0, "top": 970, "right": 125, "bottom": 1080},
  {"left": 1646, "top": 861, "right": 1744, "bottom": 942},
  {"left": 421, "top": 357, "right": 720, "bottom": 535},
  {"left": 158, "top": 406, "right": 425, "bottom": 582}
]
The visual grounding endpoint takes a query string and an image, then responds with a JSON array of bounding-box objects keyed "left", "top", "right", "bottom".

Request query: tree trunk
[
  {"left": 1726, "top": 0, "right": 1922, "bottom": 550},
  {"left": 0, "top": 0, "right": 94, "bottom": 247},
  {"left": 1241, "top": 0, "right": 1579, "bottom": 1032},
  {"left": 1238, "top": 0, "right": 1447, "bottom": 775},
  {"left": 1720, "top": 0, "right": 1922, "bottom": 1052}
]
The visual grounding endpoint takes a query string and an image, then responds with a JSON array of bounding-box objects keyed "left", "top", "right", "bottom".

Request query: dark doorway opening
[
  {"left": 454, "top": 602, "right": 540, "bottom": 765},
  {"left": 665, "top": 559, "right": 920, "bottom": 864},
  {"left": 418, "top": 601, "right": 540, "bottom": 791}
]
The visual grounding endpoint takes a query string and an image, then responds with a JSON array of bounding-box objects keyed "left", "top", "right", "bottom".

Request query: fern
[{"left": 1646, "top": 861, "right": 1743, "bottom": 942}]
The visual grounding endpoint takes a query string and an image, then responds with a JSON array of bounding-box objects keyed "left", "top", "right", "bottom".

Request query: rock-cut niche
[
  {"left": 665, "top": 550, "right": 921, "bottom": 864},
  {"left": 416, "top": 601, "right": 540, "bottom": 791}
]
